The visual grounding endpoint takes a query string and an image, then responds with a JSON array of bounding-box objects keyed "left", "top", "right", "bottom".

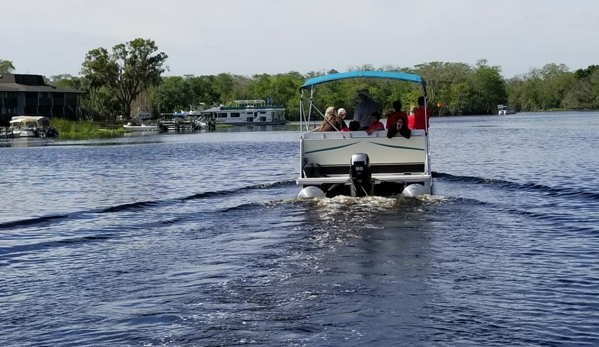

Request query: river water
[{"left": 1, "top": 112, "right": 598, "bottom": 346}]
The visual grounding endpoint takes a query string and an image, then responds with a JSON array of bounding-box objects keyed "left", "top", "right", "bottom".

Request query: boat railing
[
  {"left": 303, "top": 129, "right": 426, "bottom": 139},
  {"left": 220, "top": 105, "right": 285, "bottom": 110},
  {"left": 232, "top": 100, "right": 267, "bottom": 107}
]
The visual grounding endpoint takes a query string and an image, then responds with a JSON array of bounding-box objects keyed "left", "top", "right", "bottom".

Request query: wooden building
[{"left": 0, "top": 74, "right": 84, "bottom": 125}]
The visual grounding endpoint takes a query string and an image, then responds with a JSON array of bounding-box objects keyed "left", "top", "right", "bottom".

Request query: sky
[{"left": 2, "top": 0, "right": 598, "bottom": 78}]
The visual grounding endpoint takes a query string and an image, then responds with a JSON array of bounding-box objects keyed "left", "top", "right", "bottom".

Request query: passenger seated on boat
[
  {"left": 366, "top": 112, "right": 385, "bottom": 135},
  {"left": 337, "top": 108, "right": 348, "bottom": 130},
  {"left": 386, "top": 100, "right": 411, "bottom": 139},
  {"left": 387, "top": 117, "right": 411, "bottom": 139},
  {"left": 340, "top": 122, "right": 350, "bottom": 132},
  {"left": 348, "top": 120, "right": 361, "bottom": 131},
  {"left": 385, "top": 100, "right": 408, "bottom": 130},
  {"left": 408, "top": 106, "right": 416, "bottom": 129},
  {"left": 319, "top": 107, "right": 342, "bottom": 132}
]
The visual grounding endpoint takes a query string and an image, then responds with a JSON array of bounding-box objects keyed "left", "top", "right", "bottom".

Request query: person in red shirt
[
  {"left": 407, "top": 105, "right": 416, "bottom": 129},
  {"left": 366, "top": 112, "right": 385, "bottom": 135},
  {"left": 385, "top": 100, "right": 411, "bottom": 139},
  {"left": 412, "top": 96, "right": 431, "bottom": 131},
  {"left": 385, "top": 100, "right": 409, "bottom": 130}
]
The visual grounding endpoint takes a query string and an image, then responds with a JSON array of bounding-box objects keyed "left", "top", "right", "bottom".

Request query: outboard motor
[{"left": 350, "top": 153, "right": 373, "bottom": 197}]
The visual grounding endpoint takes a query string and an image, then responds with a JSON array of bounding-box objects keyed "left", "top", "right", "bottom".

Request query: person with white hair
[
  {"left": 336, "top": 108, "right": 348, "bottom": 130},
  {"left": 318, "top": 106, "right": 339, "bottom": 132},
  {"left": 353, "top": 88, "right": 380, "bottom": 130}
]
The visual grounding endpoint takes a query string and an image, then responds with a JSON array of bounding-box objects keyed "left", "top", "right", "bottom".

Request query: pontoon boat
[{"left": 296, "top": 71, "right": 432, "bottom": 198}]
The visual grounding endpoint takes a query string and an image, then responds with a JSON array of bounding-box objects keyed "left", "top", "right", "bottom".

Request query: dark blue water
[{"left": 1, "top": 112, "right": 598, "bottom": 346}]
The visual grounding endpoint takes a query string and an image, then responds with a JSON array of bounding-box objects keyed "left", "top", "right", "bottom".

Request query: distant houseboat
[{"left": 198, "top": 100, "right": 286, "bottom": 126}]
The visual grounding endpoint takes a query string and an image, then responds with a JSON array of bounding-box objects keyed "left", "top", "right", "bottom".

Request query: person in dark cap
[{"left": 353, "top": 88, "right": 380, "bottom": 130}]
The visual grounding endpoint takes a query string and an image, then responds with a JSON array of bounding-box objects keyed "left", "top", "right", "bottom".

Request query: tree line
[{"left": 2, "top": 38, "right": 599, "bottom": 121}]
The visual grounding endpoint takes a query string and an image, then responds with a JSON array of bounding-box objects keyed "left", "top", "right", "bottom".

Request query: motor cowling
[{"left": 350, "top": 153, "right": 372, "bottom": 197}]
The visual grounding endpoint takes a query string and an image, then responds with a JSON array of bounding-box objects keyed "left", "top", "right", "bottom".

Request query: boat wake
[
  {"left": 433, "top": 172, "right": 599, "bottom": 235},
  {"left": 0, "top": 214, "right": 70, "bottom": 229},
  {"left": 0, "top": 180, "right": 297, "bottom": 231},
  {"left": 433, "top": 172, "right": 599, "bottom": 201}
]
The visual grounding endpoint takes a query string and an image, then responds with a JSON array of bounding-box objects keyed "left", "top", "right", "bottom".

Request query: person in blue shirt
[{"left": 353, "top": 89, "right": 380, "bottom": 130}]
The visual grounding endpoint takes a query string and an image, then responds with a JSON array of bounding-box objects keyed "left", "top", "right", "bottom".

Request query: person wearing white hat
[{"left": 353, "top": 88, "right": 380, "bottom": 130}]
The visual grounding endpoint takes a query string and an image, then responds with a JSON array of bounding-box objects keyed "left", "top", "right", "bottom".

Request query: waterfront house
[{"left": 0, "top": 74, "right": 84, "bottom": 126}]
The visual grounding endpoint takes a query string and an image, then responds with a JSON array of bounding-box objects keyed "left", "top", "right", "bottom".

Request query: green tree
[
  {"left": 248, "top": 73, "right": 273, "bottom": 101},
  {"left": 190, "top": 75, "right": 219, "bottom": 104},
  {"left": 0, "top": 59, "right": 15, "bottom": 74},
  {"left": 47, "top": 74, "right": 85, "bottom": 89},
  {"left": 410, "top": 62, "right": 474, "bottom": 115},
  {"left": 447, "top": 82, "right": 471, "bottom": 115},
  {"left": 563, "top": 66, "right": 599, "bottom": 109},
  {"left": 150, "top": 76, "right": 194, "bottom": 112},
  {"left": 271, "top": 72, "right": 304, "bottom": 119},
  {"left": 574, "top": 65, "right": 599, "bottom": 80},
  {"left": 211, "top": 73, "right": 235, "bottom": 104},
  {"left": 506, "top": 76, "right": 525, "bottom": 111},
  {"left": 524, "top": 64, "right": 573, "bottom": 110},
  {"left": 470, "top": 59, "right": 508, "bottom": 114},
  {"left": 81, "top": 38, "right": 168, "bottom": 118}
]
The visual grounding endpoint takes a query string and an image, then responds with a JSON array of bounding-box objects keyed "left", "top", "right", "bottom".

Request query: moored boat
[
  {"left": 124, "top": 110, "right": 160, "bottom": 132},
  {"left": 497, "top": 104, "right": 516, "bottom": 115},
  {"left": 9, "top": 116, "right": 59, "bottom": 138},
  {"left": 157, "top": 112, "right": 207, "bottom": 132},
  {"left": 198, "top": 100, "right": 286, "bottom": 126},
  {"left": 123, "top": 123, "right": 159, "bottom": 131},
  {"left": 296, "top": 71, "right": 432, "bottom": 198}
]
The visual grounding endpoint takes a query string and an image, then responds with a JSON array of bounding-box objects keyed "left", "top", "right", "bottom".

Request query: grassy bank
[{"left": 52, "top": 119, "right": 126, "bottom": 139}]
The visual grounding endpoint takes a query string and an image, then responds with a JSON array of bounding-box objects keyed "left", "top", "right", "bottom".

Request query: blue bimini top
[{"left": 300, "top": 71, "right": 426, "bottom": 90}]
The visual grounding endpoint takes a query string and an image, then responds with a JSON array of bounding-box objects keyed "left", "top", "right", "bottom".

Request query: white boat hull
[
  {"left": 297, "top": 129, "right": 432, "bottom": 197},
  {"left": 123, "top": 125, "right": 159, "bottom": 132},
  {"left": 8, "top": 130, "right": 21, "bottom": 138},
  {"left": 17, "top": 129, "right": 36, "bottom": 137},
  {"left": 216, "top": 119, "right": 287, "bottom": 126}
]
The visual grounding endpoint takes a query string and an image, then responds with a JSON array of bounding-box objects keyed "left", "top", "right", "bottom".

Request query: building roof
[{"left": 0, "top": 74, "right": 85, "bottom": 93}]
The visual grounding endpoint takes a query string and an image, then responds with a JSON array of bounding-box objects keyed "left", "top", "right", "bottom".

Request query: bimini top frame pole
[
  {"left": 301, "top": 85, "right": 341, "bottom": 135},
  {"left": 299, "top": 87, "right": 318, "bottom": 133}
]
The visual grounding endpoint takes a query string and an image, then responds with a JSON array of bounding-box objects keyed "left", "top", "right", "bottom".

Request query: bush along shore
[{"left": 52, "top": 119, "right": 126, "bottom": 139}]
